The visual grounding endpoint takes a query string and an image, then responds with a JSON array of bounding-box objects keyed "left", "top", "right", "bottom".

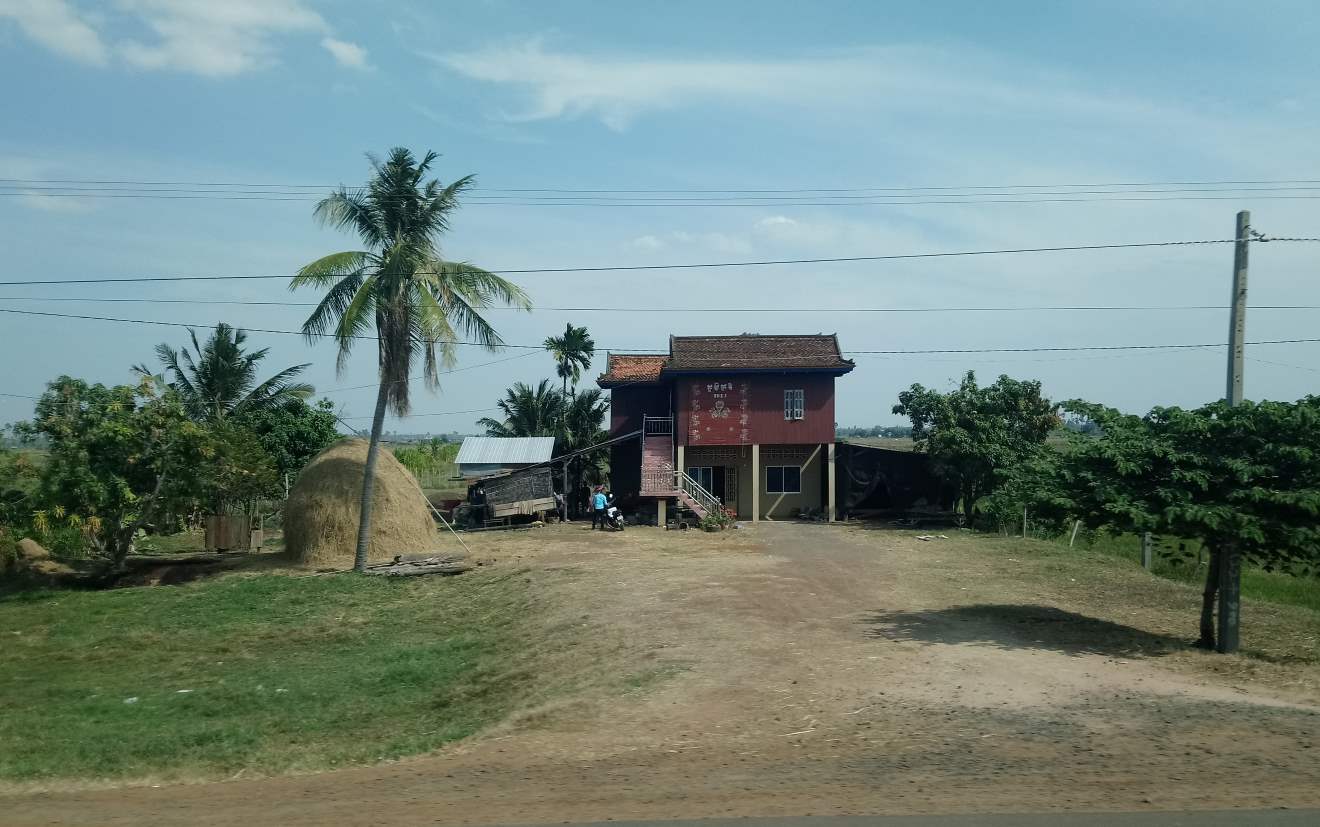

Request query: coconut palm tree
[
  {"left": 292, "top": 148, "right": 530, "bottom": 572},
  {"left": 543, "top": 323, "right": 595, "bottom": 398},
  {"left": 477, "top": 380, "right": 564, "bottom": 438},
  {"left": 133, "top": 323, "right": 313, "bottom": 421}
]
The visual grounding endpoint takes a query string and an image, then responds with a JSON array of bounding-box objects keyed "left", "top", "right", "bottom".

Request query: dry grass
[{"left": 887, "top": 529, "right": 1320, "bottom": 700}]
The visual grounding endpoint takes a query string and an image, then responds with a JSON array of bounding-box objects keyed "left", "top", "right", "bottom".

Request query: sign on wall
[{"left": 689, "top": 380, "right": 751, "bottom": 445}]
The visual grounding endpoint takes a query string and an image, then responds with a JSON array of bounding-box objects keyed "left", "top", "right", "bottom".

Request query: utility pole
[{"left": 1217, "top": 209, "right": 1250, "bottom": 654}]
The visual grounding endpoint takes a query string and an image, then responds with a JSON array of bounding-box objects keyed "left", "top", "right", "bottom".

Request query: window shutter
[{"left": 783, "top": 390, "right": 792, "bottom": 420}]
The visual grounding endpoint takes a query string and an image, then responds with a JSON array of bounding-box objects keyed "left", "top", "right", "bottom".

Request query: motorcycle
[{"left": 604, "top": 502, "right": 626, "bottom": 531}]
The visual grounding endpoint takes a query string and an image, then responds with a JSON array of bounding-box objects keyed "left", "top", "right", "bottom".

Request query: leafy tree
[
  {"left": 893, "top": 371, "right": 1060, "bottom": 524},
  {"left": 292, "top": 147, "right": 530, "bottom": 572},
  {"left": 231, "top": 398, "right": 341, "bottom": 482},
  {"left": 1020, "top": 398, "right": 1320, "bottom": 651},
  {"left": 16, "top": 377, "right": 210, "bottom": 565},
  {"left": 543, "top": 323, "right": 596, "bottom": 398},
  {"left": 134, "top": 323, "right": 313, "bottom": 421},
  {"left": 478, "top": 380, "right": 564, "bottom": 438},
  {"left": 195, "top": 423, "right": 280, "bottom": 516}
]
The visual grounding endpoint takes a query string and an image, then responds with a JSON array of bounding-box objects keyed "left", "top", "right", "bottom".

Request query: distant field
[
  {"left": 841, "top": 436, "right": 916, "bottom": 452},
  {"left": 389, "top": 442, "right": 463, "bottom": 497}
]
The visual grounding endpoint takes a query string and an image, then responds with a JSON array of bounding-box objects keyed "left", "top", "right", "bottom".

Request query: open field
[{"left": 4, "top": 522, "right": 1319, "bottom": 825}]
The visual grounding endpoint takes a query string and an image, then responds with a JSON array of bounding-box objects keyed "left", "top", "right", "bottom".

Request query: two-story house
[{"left": 597, "top": 334, "right": 855, "bottom": 523}]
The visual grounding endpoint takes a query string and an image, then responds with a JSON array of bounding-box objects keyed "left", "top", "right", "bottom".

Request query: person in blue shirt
[{"left": 591, "top": 485, "right": 608, "bottom": 530}]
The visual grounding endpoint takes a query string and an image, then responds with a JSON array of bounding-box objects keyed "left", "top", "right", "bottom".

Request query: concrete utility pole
[
  {"left": 1218, "top": 210, "right": 1250, "bottom": 654},
  {"left": 1225, "top": 210, "right": 1250, "bottom": 407}
]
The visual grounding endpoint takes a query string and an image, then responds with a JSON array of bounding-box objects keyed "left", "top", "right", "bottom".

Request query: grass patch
[
  {"left": 0, "top": 567, "right": 585, "bottom": 784},
  {"left": 933, "top": 531, "right": 1320, "bottom": 669},
  {"left": 1063, "top": 531, "right": 1320, "bottom": 614}
]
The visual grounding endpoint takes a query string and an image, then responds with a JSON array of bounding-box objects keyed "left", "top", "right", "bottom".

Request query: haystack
[{"left": 284, "top": 438, "right": 439, "bottom": 567}]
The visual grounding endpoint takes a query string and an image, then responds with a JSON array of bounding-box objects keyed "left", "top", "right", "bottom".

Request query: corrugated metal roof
[{"left": 456, "top": 436, "right": 555, "bottom": 466}]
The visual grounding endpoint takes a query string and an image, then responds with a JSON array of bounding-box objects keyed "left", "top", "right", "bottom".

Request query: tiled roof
[
  {"left": 597, "top": 354, "right": 668, "bottom": 386},
  {"left": 667, "top": 334, "right": 854, "bottom": 373}
]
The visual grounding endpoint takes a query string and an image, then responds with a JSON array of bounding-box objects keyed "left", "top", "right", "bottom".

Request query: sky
[{"left": 1, "top": 0, "right": 1318, "bottom": 432}]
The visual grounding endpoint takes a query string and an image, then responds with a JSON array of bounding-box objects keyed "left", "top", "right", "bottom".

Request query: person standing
[{"left": 591, "top": 485, "right": 607, "bottom": 530}]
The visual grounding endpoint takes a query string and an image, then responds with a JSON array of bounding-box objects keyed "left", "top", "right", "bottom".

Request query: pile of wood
[{"left": 363, "top": 552, "right": 476, "bottom": 577}]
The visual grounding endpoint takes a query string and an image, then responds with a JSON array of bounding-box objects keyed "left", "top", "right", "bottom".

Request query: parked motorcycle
[{"left": 604, "top": 502, "right": 626, "bottom": 531}]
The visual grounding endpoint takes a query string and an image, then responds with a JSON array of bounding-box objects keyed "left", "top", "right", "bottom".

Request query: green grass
[
  {"left": 0, "top": 567, "right": 584, "bottom": 783},
  {"left": 1063, "top": 531, "right": 1320, "bottom": 614}
]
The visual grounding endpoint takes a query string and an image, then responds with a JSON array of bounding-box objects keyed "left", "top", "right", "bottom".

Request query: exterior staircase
[{"left": 639, "top": 416, "right": 720, "bottom": 521}]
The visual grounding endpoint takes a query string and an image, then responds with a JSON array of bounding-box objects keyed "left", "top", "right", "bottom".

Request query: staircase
[
  {"left": 639, "top": 416, "right": 720, "bottom": 521},
  {"left": 641, "top": 416, "right": 677, "bottom": 496}
]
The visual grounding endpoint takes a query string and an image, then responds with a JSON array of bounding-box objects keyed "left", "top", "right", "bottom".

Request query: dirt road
[{"left": 8, "top": 524, "right": 1320, "bottom": 825}]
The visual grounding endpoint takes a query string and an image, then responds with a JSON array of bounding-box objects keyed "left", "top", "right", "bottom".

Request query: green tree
[
  {"left": 293, "top": 148, "right": 530, "bottom": 572},
  {"left": 543, "top": 323, "right": 595, "bottom": 398},
  {"left": 893, "top": 371, "right": 1060, "bottom": 525},
  {"left": 1025, "top": 398, "right": 1320, "bottom": 651},
  {"left": 196, "top": 422, "right": 280, "bottom": 517},
  {"left": 17, "top": 377, "right": 210, "bottom": 565},
  {"left": 477, "top": 380, "right": 564, "bottom": 438},
  {"left": 231, "top": 398, "right": 341, "bottom": 482},
  {"left": 134, "top": 323, "right": 313, "bottom": 421}
]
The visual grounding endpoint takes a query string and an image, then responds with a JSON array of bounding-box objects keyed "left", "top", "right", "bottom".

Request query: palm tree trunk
[{"left": 354, "top": 379, "right": 391, "bottom": 572}]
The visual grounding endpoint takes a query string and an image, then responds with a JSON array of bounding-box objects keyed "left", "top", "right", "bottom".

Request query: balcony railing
[
  {"left": 643, "top": 415, "right": 673, "bottom": 436},
  {"left": 641, "top": 468, "right": 676, "bottom": 494}
]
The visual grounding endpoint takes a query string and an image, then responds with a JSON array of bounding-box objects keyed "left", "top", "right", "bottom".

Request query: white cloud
[
  {"left": 0, "top": 0, "right": 107, "bottom": 65},
  {"left": 116, "top": 0, "right": 327, "bottom": 76},
  {"left": 0, "top": 0, "right": 365, "bottom": 77},
  {"left": 321, "top": 36, "right": 369, "bottom": 70},
  {"left": 629, "top": 234, "right": 664, "bottom": 251},
  {"left": 434, "top": 39, "right": 1147, "bottom": 131}
]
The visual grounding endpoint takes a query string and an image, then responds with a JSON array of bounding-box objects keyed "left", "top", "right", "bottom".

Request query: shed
[{"left": 456, "top": 436, "right": 555, "bottom": 479}]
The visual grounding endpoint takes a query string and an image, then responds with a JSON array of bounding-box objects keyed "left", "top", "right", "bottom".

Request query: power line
[
  {"left": 1247, "top": 356, "right": 1320, "bottom": 374},
  {"left": 4, "top": 295, "right": 1320, "bottom": 314},
  {"left": 10, "top": 184, "right": 1320, "bottom": 202},
  {"left": 6, "top": 176, "right": 1320, "bottom": 192},
  {"left": 0, "top": 238, "right": 1273, "bottom": 286},
  {"left": 3, "top": 306, "right": 1319, "bottom": 356},
  {"left": 9, "top": 191, "right": 1320, "bottom": 208}
]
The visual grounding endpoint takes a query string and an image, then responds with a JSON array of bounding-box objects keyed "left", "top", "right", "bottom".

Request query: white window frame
[
  {"left": 686, "top": 466, "right": 715, "bottom": 494},
  {"left": 783, "top": 388, "right": 805, "bottom": 421},
  {"left": 766, "top": 465, "right": 802, "bottom": 494}
]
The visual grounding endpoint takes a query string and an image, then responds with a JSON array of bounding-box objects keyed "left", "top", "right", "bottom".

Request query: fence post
[
  {"left": 1022, "top": 507, "right": 1028, "bottom": 539},
  {"left": 1069, "top": 519, "right": 1081, "bottom": 548},
  {"left": 1141, "top": 532, "right": 1153, "bottom": 570}
]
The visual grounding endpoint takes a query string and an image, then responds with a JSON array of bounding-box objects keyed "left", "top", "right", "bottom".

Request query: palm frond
[{"left": 291, "top": 251, "right": 371, "bottom": 290}]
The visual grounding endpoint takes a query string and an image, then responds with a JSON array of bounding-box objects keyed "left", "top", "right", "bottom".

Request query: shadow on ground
[{"left": 863, "top": 603, "right": 1187, "bottom": 658}]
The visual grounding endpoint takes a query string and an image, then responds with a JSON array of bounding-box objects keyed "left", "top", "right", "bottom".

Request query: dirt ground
[{"left": 7, "top": 523, "right": 1320, "bottom": 826}]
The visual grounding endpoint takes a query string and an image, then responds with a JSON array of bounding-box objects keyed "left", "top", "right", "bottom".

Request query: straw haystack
[{"left": 284, "top": 439, "right": 439, "bottom": 567}]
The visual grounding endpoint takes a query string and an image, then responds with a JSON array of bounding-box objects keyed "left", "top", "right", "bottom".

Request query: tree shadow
[{"left": 863, "top": 603, "right": 1188, "bottom": 658}]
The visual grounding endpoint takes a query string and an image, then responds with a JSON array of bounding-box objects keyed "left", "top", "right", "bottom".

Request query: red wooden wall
[
  {"left": 608, "top": 385, "right": 671, "bottom": 437},
  {"left": 675, "top": 373, "right": 835, "bottom": 446}
]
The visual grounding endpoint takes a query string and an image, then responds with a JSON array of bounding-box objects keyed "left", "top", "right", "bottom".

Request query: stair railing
[{"left": 676, "top": 470, "right": 721, "bottom": 516}]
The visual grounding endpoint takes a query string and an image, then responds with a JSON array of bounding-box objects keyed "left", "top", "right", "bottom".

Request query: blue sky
[{"left": 1, "top": 0, "right": 1318, "bottom": 431}]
